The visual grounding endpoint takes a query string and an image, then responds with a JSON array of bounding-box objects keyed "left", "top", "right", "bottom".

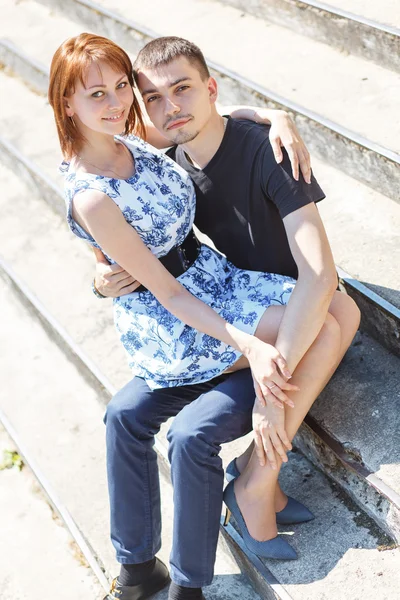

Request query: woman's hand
[
  {"left": 253, "top": 400, "right": 292, "bottom": 469},
  {"left": 263, "top": 110, "right": 311, "bottom": 183},
  {"left": 244, "top": 337, "right": 299, "bottom": 409},
  {"left": 219, "top": 104, "right": 311, "bottom": 183}
]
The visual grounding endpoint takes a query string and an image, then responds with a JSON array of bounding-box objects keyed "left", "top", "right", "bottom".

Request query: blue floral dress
[{"left": 61, "top": 135, "right": 295, "bottom": 389}]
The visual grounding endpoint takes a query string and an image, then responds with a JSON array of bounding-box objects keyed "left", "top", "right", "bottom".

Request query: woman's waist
[{"left": 135, "top": 229, "right": 202, "bottom": 293}]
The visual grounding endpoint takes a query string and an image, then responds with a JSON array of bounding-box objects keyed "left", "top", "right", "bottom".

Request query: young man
[{"left": 95, "top": 38, "right": 360, "bottom": 600}]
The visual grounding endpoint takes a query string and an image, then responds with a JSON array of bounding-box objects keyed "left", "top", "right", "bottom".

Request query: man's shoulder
[
  {"left": 227, "top": 118, "right": 271, "bottom": 143},
  {"left": 225, "top": 118, "right": 274, "bottom": 162}
]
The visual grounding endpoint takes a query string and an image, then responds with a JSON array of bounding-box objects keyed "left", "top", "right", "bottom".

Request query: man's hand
[
  {"left": 252, "top": 401, "right": 292, "bottom": 470},
  {"left": 92, "top": 247, "right": 140, "bottom": 298}
]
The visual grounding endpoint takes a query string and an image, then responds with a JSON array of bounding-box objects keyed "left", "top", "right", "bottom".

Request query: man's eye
[
  {"left": 147, "top": 96, "right": 159, "bottom": 103},
  {"left": 177, "top": 86, "right": 189, "bottom": 92}
]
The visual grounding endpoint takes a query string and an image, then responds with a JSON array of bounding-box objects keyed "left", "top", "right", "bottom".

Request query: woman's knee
[
  {"left": 329, "top": 291, "right": 361, "bottom": 341},
  {"left": 254, "top": 305, "right": 285, "bottom": 345},
  {"left": 318, "top": 311, "right": 342, "bottom": 355}
]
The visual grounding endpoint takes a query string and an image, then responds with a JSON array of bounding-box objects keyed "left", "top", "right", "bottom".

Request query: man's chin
[{"left": 168, "top": 129, "right": 199, "bottom": 145}]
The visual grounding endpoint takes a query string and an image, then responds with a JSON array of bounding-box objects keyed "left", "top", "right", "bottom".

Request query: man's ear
[
  {"left": 63, "top": 96, "right": 74, "bottom": 117},
  {"left": 207, "top": 77, "right": 218, "bottom": 104}
]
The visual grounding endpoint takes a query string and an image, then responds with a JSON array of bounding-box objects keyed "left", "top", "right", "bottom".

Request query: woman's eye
[
  {"left": 91, "top": 91, "right": 104, "bottom": 98},
  {"left": 117, "top": 81, "right": 128, "bottom": 89}
]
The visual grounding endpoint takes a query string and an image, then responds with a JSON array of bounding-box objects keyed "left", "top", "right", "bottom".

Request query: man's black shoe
[{"left": 105, "top": 558, "right": 170, "bottom": 599}]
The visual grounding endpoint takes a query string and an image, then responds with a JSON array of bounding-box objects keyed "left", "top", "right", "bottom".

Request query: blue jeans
[{"left": 104, "top": 369, "right": 254, "bottom": 587}]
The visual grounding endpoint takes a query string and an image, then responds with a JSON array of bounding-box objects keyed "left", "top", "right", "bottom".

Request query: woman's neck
[
  {"left": 77, "top": 131, "right": 123, "bottom": 167},
  {"left": 74, "top": 131, "right": 134, "bottom": 179}
]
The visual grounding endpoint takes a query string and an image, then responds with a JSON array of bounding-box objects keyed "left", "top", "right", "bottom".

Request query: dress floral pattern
[{"left": 61, "top": 135, "right": 295, "bottom": 389}]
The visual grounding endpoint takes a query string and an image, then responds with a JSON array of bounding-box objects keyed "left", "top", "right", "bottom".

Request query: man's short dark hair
[{"left": 133, "top": 36, "right": 210, "bottom": 83}]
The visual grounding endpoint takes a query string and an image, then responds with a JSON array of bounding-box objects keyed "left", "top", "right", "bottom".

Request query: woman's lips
[{"left": 103, "top": 110, "right": 125, "bottom": 122}]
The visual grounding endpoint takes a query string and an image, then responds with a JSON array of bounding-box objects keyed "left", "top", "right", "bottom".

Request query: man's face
[{"left": 137, "top": 56, "right": 217, "bottom": 144}]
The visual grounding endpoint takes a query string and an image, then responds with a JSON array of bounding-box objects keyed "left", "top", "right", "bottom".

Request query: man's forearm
[{"left": 274, "top": 275, "right": 337, "bottom": 373}]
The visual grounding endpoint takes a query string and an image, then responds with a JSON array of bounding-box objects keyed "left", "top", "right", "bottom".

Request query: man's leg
[
  {"left": 104, "top": 376, "right": 224, "bottom": 566},
  {"left": 166, "top": 369, "right": 255, "bottom": 588}
]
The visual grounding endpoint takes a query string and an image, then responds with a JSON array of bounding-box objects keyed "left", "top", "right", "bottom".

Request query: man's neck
[{"left": 180, "top": 113, "right": 226, "bottom": 170}]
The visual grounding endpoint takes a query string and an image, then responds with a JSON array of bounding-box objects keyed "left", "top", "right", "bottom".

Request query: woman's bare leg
[
  {"left": 232, "top": 310, "right": 343, "bottom": 540},
  {"left": 230, "top": 291, "right": 360, "bottom": 514}
]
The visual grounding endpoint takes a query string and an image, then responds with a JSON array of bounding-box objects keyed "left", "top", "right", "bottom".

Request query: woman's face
[{"left": 64, "top": 60, "right": 134, "bottom": 137}]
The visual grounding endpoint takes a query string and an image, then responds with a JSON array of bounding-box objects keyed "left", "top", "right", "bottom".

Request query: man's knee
[
  {"left": 167, "top": 412, "right": 214, "bottom": 463},
  {"left": 104, "top": 377, "right": 155, "bottom": 438}
]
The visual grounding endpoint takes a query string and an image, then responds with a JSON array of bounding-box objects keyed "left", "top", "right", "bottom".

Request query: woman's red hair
[{"left": 48, "top": 33, "right": 145, "bottom": 159}]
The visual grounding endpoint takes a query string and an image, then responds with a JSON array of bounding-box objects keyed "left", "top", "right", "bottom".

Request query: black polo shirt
[{"left": 167, "top": 118, "right": 325, "bottom": 279}]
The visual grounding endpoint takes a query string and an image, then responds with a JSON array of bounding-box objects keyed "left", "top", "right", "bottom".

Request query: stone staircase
[{"left": 0, "top": 0, "right": 399, "bottom": 598}]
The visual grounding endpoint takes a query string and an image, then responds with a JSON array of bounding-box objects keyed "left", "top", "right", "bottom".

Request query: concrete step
[
  {"left": 322, "top": 0, "right": 400, "bottom": 30},
  {"left": 0, "top": 122, "right": 400, "bottom": 546},
  {"left": 218, "top": 0, "right": 400, "bottom": 73},
  {"left": 32, "top": 0, "right": 400, "bottom": 202},
  {"left": 0, "top": 425, "right": 104, "bottom": 600},
  {"left": 1, "top": 233, "right": 399, "bottom": 600},
  {"left": 0, "top": 58, "right": 399, "bottom": 353}
]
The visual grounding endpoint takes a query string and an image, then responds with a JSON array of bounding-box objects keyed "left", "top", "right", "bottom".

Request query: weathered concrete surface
[
  {"left": 220, "top": 0, "right": 400, "bottom": 73},
  {"left": 323, "top": 0, "right": 400, "bottom": 29},
  {"left": 309, "top": 332, "right": 400, "bottom": 492},
  {"left": 258, "top": 451, "right": 400, "bottom": 600},
  {"left": 339, "top": 282, "right": 400, "bottom": 358},
  {"left": 0, "top": 38, "right": 49, "bottom": 95},
  {"left": 0, "top": 427, "right": 104, "bottom": 600},
  {"left": 0, "top": 158, "right": 130, "bottom": 392}
]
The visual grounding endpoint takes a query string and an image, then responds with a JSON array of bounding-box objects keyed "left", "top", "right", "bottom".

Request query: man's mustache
[{"left": 164, "top": 114, "right": 193, "bottom": 130}]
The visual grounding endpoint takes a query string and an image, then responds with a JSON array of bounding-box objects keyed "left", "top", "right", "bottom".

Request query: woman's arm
[
  {"left": 73, "top": 190, "right": 297, "bottom": 402},
  {"left": 218, "top": 104, "right": 311, "bottom": 183}
]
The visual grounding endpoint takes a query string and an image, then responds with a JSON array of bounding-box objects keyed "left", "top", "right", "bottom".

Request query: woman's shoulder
[
  {"left": 118, "top": 133, "right": 163, "bottom": 159},
  {"left": 120, "top": 134, "right": 194, "bottom": 189}
]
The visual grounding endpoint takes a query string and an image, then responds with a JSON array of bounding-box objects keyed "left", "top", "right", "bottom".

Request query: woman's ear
[{"left": 63, "top": 96, "right": 74, "bottom": 117}]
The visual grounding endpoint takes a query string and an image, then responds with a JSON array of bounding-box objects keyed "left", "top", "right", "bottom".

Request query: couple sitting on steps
[{"left": 48, "top": 32, "right": 360, "bottom": 600}]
